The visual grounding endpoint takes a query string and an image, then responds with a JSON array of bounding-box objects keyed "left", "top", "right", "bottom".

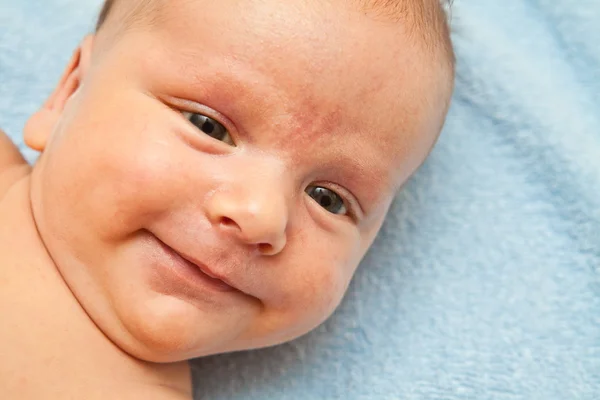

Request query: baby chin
[{"left": 103, "top": 234, "right": 260, "bottom": 362}]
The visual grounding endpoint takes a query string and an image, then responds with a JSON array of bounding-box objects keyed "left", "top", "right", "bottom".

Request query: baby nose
[{"left": 206, "top": 186, "right": 288, "bottom": 256}]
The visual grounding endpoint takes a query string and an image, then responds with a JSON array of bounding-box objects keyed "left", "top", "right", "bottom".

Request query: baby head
[{"left": 24, "top": 0, "right": 453, "bottom": 363}]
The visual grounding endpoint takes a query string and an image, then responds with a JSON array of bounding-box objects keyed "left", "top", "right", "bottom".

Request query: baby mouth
[
  {"left": 153, "top": 234, "right": 239, "bottom": 293},
  {"left": 178, "top": 254, "right": 235, "bottom": 291}
]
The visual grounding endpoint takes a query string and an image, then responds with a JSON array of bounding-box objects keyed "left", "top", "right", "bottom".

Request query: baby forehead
[
  {"left": 101, "top": 0, "right": 451, "bottom": 114},
  {"left": 100, "top": 0, "right": 452, "bottom": 75},
  {"left": 104, "top": 0, "right": 446, "bottom": 183},
  {"left": 156, "top": 2, "right": 437, "bottom": 120}
]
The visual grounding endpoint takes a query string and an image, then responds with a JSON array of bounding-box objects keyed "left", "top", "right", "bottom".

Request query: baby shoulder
[{"left": 0, "top": 128, "right": 30, "bottom": 199}]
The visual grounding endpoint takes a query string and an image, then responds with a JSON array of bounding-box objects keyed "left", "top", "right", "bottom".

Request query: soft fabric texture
[{"left": 1, "top": 1, "right": 598, "bottom": 399}]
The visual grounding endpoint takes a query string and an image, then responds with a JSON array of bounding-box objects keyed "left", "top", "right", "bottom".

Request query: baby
[{"left": 0, "top": 0, "right": 454, "bottom": 398}]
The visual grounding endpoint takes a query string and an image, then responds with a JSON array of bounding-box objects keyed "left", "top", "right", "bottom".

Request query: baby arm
[{"left": 0, "top": 128, "right": 30, "bottom": 197}]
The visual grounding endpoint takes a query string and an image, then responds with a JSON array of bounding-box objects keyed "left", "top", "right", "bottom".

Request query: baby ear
[{"left": 24, "top": 35, "right": 95, "bottom": 152}]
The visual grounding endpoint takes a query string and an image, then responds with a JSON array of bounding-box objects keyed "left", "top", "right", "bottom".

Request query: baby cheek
[
  {"left": 285, "top": 232, "right": 361, "bottom": 324},
  {"left": 293, "top": 263, "right": 351, "bottom": 326},
  {"left": 87, "top": 141, "right": 189, "bottom": 237}
]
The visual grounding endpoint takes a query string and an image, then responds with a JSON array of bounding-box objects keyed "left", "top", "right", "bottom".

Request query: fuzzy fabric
[{"left": 1, "top": 1, "right": 598, "bottom": 399}]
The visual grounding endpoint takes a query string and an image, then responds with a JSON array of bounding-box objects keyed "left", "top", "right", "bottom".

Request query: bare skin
[
  {"left": 0, "top": 0, "right": 451, "bottom": 398},
  {"left": 0, "top": 134, "right": 191, "bottom": 398}
]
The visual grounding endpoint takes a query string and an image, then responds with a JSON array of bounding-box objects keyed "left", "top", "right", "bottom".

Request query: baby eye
[
  {"left": 183, "top": 112, "right": 234, "bottom": 146},
  {"left": 306, "top": 186, "right": 347, "bottom": 215}
]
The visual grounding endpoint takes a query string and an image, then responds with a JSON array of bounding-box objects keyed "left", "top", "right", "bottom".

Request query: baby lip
[{"left": 167, "top": 244, "right": 240, "bottom": 293}]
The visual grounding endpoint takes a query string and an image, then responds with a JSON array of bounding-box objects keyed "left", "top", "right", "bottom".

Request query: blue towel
[{"left": 1, "top": 1, "right": 598, "bottom": 399}]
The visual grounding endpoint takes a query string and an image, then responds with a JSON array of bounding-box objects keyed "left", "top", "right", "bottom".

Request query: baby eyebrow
[
  {"left": 332, "top": 160, "right": 393, "bottom": 215},
  {"left": 353, "top": 176, "right": 390, "bottom": 214}
]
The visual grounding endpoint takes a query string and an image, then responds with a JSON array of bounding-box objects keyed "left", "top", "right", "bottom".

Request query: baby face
[{"left": 28, "top": 0, "right": 448, "bottom": 362}]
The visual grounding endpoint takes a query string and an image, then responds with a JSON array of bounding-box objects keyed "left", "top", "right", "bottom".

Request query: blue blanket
[{"left": 1, "top": 1, "right": 598, "bottom": 398}]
